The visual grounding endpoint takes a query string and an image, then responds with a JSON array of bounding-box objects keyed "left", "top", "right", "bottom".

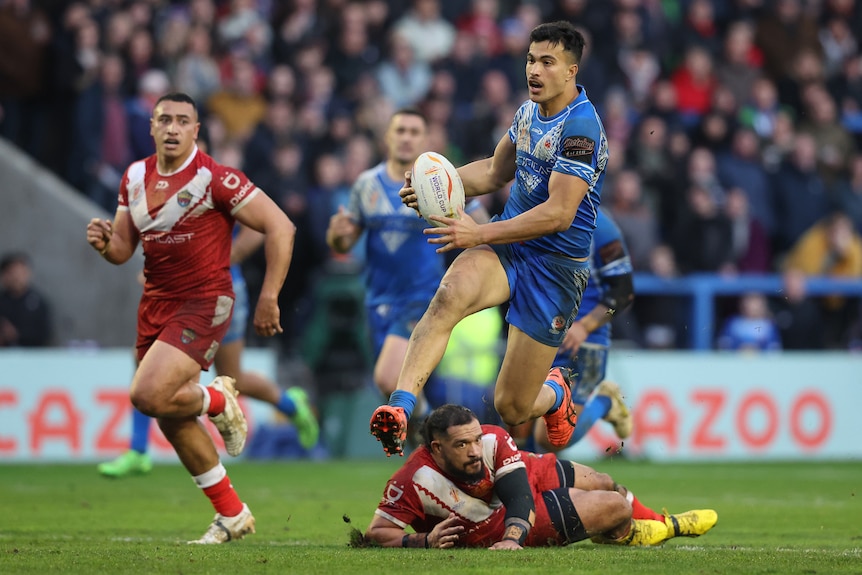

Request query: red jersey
[
  {"left": 374, "top": 425, "right": 564, "bottom": 547},
  {"left": 118, "top": 146, "right": 260, "bottom": 299}
]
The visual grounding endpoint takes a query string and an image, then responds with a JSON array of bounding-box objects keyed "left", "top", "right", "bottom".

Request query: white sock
[{"left": 192, "top": 462, "right": 226, "bottom": 489}]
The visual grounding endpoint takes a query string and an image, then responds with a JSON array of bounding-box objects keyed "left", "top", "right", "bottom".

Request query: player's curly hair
[
  {"left": 529, "top": 21, "right": 586, "bottom": 63},
  {"left": 421, "top": 404, "right": 478, "bottom": 448}
]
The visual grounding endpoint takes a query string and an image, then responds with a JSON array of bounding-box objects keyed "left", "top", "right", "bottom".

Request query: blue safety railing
[{"left": 632, "top": 273, "right": 862, "bottom": 350}]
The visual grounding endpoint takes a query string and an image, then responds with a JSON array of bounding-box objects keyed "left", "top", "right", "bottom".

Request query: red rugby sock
[
  {"left": 631, "top": 496, "right": 664, "bottom": 522},
  {"left": 206, "top": 387, "right": 226, "bottom": 417},
  {"left": 202, "top": 475, "right": 243, "bottom": 517}
]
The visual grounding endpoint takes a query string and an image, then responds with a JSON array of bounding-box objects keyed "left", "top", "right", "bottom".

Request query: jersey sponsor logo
[
  {"left": 142, "top": 232, "right": 195, "bottom": 244},
  {"left": 181, "top": 328, "right": 197, "bottom": 344},
  {"left": 222, "top": 172, "right": 242, "bottom": 190},
  {"left": 155, "top": 181, "right": 169, "bottom": 190},
  {"left": 562, "top": 136, "right": 595, "bottom": 164},
  {"left": 177, "top": 190, "right": 192, "bottom": 208},
  {"left": 384, "top": 482, "right": 404, "bottom": 503},
  {"left": 229, "top": 181, "right": 255, "bottom": 207}
]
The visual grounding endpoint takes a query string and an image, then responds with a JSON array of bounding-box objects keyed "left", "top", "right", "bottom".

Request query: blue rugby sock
[
  {"left": 388, "top": 390, "right": 417, "bottom": 420},
  {"left": 130, "top": 408, "right": 151, "bottom": 454},
  {"left": 544, "top": 379, "right": 566, "bottom": 414},
  {"left": 570, "top": 395, "right": 612, "bottom": 445},
  {"left": 277, "top": 391, "right": 297, "bottom": 417}
]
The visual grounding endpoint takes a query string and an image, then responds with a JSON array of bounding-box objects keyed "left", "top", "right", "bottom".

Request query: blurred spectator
[
  {"left": 783, "top": 211, "right": 862, "bottom": 347},
  {"left": 605, "top": 169, "right": 659, "bottom": 272},
  {"left": 771, "top": 132, "right": 831, "bottom": 255},
  {"left": 0, "top": 0, "right": 50, "bottom": 157},
  {"left": 760, "top": 108, "right": 797, "bottom": 173},
  {"left": 829, "top": 54, "right": 862, "bottom": 148},
  {"left": 671, "top": 183, "right": 734, "bottom": 273},
  {"left": 715, "top": 20, "right": 762, "bottom": 109},
  {"left": 670, "top": 44, "right": 717, "bottom": 126},
  {"left": 216, "top": 0, "right": 272, "bottom": 66},
  {"left": 831, "top": 153, "right": 862, "bottom": 234},
  {"left": 717, "top": 126, "right": 775, "bottom": 235},
  {"left": 326, "top": 5, "right": 379, "bottom": 100},
  {"left": 717, "top": 292, "right": 782, "bottom": 351},
  {"left": 676, "top": 0, "right": 722, "bottom": 57},
  {"left": 461, "top": 68, "right": 511, "bottom": 160},
  {"left": 776, "top": 48, "right": 827, "bottom": 117},
  {"left": 724, "top": 187, "right": 772, "bottom": 273},
  {"left": 70, "top": 52, "right": 131, "bottom": 212},
  {"left": 455, "top": 0, "right": 502, "bottom": 57},
  {"left": 124, "top": 26, "right": 163, "bottom": 95},
  {"left": 243, "top": 99, "right": 299, "bottom": 184},
  {"left": 126, "top": 68, "right": 170, "bottom": 161},
  {"left": 755, "top": 0, "right": 822, "bottom": 83},
  {"left": 798, "top": 83, "right": 857, "bottom": 184},
  {"left": 617, "top": 46, "right": 661, "bottom": 112},
  {"left": 818, "top": 16, "right": 857, "bottom": 79},
  {"left": 626, "top": 115, "right": 674, "bottom": 215},
  {"left": 635, "top": 244, "right": 689, "bottom": 350},
  {"left": 773, "top": 269, "right": 825, "bottom": 349},
  {"left": 392, "top": 0, "right": 456, "bottom": 65},
  {"left": 174, "top": 24, "right": 222, "bottom": 105},
  {"left": 271, "top": 0, "right": 324, "bottom": 65},
  {"left": 738, "top": 76, "right": 791, "bottom": 141},
  {"left": 207, "top": 52, "right": 267, "bottom": 141},
  {"left": 0, "top": 252, "right": 52, "bottom": 347},
  {"left": 375, "top": 29, "right": 431, "bottom": 109}
]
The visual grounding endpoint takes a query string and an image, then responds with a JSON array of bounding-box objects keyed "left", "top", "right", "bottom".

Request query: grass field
[{"left": 1, "top": 459, "right": 860, "bottom": 574}]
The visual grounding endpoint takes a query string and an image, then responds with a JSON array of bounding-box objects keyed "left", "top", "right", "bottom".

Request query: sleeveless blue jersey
[
  {"left": 504, "top": 86, "right": 608, "bottom": 259},
  {"left": 581, "top": 209, "right": 632, "bottom": 348},
  {"left": 348, "top": 163, "right": 444, "bottom": 307}
]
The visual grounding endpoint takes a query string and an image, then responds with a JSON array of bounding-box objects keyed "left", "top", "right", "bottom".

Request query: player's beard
[{"left": 441, "top": 455, "right": 486, "bottom": 483}]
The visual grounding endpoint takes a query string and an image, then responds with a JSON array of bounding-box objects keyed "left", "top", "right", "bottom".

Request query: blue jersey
[
  {"left": 348, "top": 163, "right": 443, "bottom": 307},
  {"left": 580, "top": 209, "right": 633, "bottom": 348},
  {"left": 504, "top": 86, "right": 608, "bottom": 259}
]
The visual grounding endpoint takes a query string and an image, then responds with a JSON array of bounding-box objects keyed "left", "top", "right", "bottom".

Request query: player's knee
[
  {"left": 428, "top": 280, "right": 469, "bottom": 321},
  {"left": 494, "top": 397, "right": 531, "bottom": 427},
  {"left": 130, "top": 387, "right": 159, "bottom": 417}
]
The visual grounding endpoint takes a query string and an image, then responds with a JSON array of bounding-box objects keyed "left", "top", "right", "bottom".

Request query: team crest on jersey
[
  {"left": 177, "top": 189, "right": 192, "bottom": 207},
  {"left": 204, "top": 340, "right": 219, "bottom": 363},
  {"left": 181, "top": 328, "right": 197, "bottom": 343},
  {"left": 549, "top": 315, "right": 566, "bottom": 335}
]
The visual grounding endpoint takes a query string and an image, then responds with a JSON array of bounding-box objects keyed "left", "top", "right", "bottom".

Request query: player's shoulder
[{"left": 124, "top": 156, "right": 154, "bottom": 186}]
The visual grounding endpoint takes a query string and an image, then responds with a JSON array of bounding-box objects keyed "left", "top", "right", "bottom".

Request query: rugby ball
[{"left": 411, "top": 151, "right": 465, "bottom": 227}]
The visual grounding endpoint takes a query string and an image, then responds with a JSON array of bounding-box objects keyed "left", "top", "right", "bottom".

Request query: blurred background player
[
  {"left": 372, "top": 22, "right": 607, "bottom": 456},
  {"left": 364, "top": 404, "right": 717, "bottom": 548},
  {"left": 531, "top": 208, "right": 635, "bottom": 451},
  {"left": 86, "top": 92, "right": 295, "bottom": 544},
  {"left": 325, "top": 108, "right": 489, "bottom": 420},
  {"left": 98, "top": 224, "right": 319, "bottom": 478}
]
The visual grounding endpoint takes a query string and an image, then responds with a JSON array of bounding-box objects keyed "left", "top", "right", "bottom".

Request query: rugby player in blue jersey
[
  {"left": 371, "top": 21, "right": 610, "bottom": 456},
  {"left": 326, "top": 109, "right": 487, "bottom": 406}
]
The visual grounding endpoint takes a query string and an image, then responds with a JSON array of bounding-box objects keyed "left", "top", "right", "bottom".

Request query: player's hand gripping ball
[{"left": 411, "top": 151, "right": 466, "bottom": 227}]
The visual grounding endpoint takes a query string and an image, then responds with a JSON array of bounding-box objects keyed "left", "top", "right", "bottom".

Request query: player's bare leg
[
  {"left": 132, "top": 341, "right": 253, "bottom": 543},
  {"left": 370, "top": 246, "right": 509, "bottom": 456}
]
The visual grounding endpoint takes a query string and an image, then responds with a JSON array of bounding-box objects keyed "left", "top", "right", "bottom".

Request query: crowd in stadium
[{"left": 1, "top": 0, "right": 862, "bottom": 352}]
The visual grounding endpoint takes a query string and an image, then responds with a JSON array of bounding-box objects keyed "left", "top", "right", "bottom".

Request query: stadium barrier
[
  {"left": 634, "top": 273, "right": 862, "bottom": 349},
  {"left": 1, "top": 349, "right": 859, "bottom": 462}
]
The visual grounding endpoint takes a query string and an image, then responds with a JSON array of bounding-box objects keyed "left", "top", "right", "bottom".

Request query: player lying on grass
[{"left": 364, "top": 404, "right": 717, "bottom": 549}]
